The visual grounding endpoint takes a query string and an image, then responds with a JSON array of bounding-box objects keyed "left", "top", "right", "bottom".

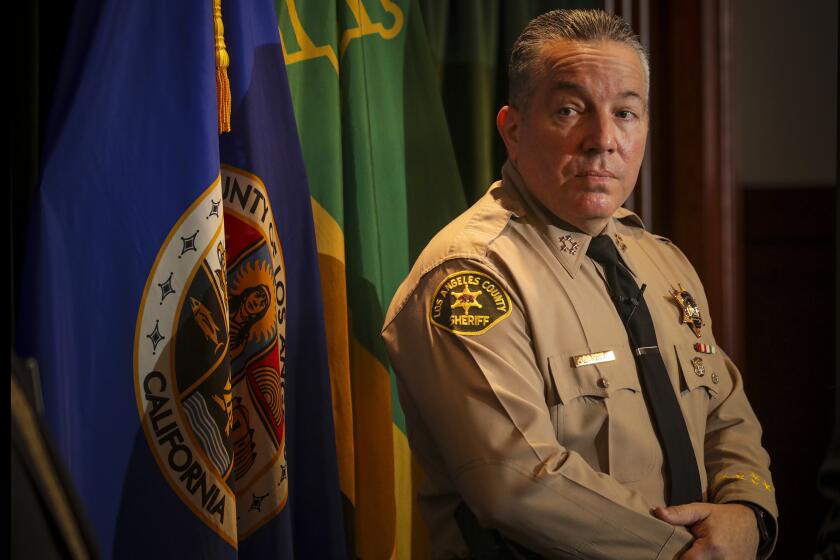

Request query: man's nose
[{"left": 581, "top": 112, "right": 616, "bottom": 154}]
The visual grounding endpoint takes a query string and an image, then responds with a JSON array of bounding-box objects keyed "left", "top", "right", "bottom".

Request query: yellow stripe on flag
[
  {"left": 350, "top": 336, "right": 397, "bottom": 559},
  {"left": 311, "top": 197, "right": 432, "bottom": 558},
  {"left": 393, "top": 424, "right": 431, "bottom": 560},
  {"left": 311, "top": 196, "right": 346, "bottom": 264},
  {"left": 312, "top": 199, "right": 355, "bottom": 507}
]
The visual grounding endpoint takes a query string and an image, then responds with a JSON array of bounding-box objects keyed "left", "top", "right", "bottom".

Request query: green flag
[{"left": 278, "top": 0, "right": 466, "bottom": 556}]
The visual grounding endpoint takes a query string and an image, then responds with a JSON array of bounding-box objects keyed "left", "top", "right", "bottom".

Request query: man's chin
[{"left": 574, "top": 199, "right": 621, "bottom": 220}]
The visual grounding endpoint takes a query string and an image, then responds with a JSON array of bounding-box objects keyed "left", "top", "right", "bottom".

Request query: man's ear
[{"left": 496, "top": 105, "right": 520, "bottom": 163}]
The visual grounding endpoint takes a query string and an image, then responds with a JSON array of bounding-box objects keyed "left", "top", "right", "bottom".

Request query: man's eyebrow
[
  {"left": 618, "top": 90, "right": 645, "bottom": 102},
  {"left": 550, "top": 81, "right": 586, "bottom": 94}
]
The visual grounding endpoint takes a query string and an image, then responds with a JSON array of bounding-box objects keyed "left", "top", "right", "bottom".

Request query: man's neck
[
  {"left": 559, "top": 216, "right": 610, "bottom": 237},
  {"left": 528, "top": 193, "right": 610, "bottom": 236}
]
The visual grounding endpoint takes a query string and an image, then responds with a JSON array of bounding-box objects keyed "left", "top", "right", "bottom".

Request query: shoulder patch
[{"left": 429, "top": 270, "right": 512, "bottom": 335}]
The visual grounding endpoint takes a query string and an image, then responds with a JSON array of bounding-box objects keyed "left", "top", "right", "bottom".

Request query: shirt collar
[
  {"left": 603, "top": 218, "right": 638, "bottom": 277},
  {"left": 501, "top": 160, "right": 638, "bottom": 278}
]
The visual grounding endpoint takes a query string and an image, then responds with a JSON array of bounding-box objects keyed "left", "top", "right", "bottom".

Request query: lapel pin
[
  {"left": 691, "top": 357, "right": 706, "bottom": 377},
  {"left": 694, "top": 342, "right": 716, "bottom": 354}
]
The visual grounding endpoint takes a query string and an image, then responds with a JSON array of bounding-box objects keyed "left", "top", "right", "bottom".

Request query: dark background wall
[{"left": 733, "top": 0, "right": 838, "bottom": 556}]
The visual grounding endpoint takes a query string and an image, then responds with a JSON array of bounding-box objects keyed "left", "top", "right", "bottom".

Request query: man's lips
[{"left": 576, "top": 170, "right": 617, "bottom": 178}]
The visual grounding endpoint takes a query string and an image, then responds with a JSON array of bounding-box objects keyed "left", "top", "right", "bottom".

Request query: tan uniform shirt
[{"left": 382, "top": 163, "right": 778, "bottom": 559}]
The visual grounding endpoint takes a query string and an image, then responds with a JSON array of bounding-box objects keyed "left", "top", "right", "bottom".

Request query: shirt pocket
[
  {"left": 548, "top": 347, "right": 659, "bottom": 483},
  {"left": 674, "top": 343, "right": 722, "bottom": 438}
]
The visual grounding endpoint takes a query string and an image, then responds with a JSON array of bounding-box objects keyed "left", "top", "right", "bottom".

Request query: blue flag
[{"left": 17, "top": 0, "right": 346, "bottom": 557}]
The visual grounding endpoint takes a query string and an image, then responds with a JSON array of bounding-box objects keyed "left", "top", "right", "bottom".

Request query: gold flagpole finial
[{"left": 213, "top": 0, "right": 231, "bottom": 134}]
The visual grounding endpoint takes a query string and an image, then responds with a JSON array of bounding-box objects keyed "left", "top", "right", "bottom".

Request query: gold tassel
[{"left": 213, "top": 0, "right": 231, "bottom": 134}]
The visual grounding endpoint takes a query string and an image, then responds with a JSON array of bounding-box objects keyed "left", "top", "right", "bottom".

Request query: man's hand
[{"left": 654, "top": 502, "right": 759, "bottom": 560}]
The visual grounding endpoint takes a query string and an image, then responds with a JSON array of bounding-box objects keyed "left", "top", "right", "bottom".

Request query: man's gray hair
[{"left": 508, "top": 9, "right": 650, "bottom": 110}]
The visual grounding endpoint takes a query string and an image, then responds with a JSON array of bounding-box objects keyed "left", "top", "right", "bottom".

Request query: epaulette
[{"left": 653, "top": 234, "right": 673, "bottom": 245}]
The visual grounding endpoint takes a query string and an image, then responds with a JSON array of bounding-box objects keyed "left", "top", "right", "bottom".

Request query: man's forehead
[
  {"left": 538, "top": 38, "right": 640, "bottom": 63},
  {"left": 523, "top": 40, "right": 648, "bottom": 106},
  {"left": 537, "top": 39, "right": 646, "bottom": 87}
]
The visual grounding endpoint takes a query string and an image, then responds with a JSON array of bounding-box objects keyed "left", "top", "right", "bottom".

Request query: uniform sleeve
[
  {"left": 382, "top": 259, "right": 692, "bottom": 559},
  {"left": 703, "top": 349, "right": 779, "bottom": 557},
  {"left": 660, "top": 239, "right": 779, "bottom": 556}
]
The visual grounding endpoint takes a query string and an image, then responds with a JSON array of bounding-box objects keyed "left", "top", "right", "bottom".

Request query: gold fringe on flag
[{"left": 213, "top": 0, "right": 231, "bottom": 134}]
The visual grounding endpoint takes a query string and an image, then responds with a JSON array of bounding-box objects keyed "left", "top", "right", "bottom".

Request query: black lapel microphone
[{"left": 614, "top": 283, "right": 647, "bottom": 326}]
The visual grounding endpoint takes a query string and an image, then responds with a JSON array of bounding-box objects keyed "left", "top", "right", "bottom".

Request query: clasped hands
[{"left": 654, "top": 503, "right": 759, "bottom": 559}]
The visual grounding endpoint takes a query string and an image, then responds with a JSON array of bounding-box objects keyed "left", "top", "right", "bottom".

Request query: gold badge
[
  {"left": 670, "top": 284, "right": 705, "bottom": 338},
  {"left": 430, "top": 270, "right": 512, "bottom": 335},
  {"left": 691, "top": 357, "right": 706, "bottom": 377}
]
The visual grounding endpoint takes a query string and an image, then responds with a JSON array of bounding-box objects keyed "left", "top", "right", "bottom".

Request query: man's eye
[
  {"left": 557, "top": 107, "right": 577, "bottom": 117},
  {"left": 616, "top": 110, "right": 637, "bottom": 120}
]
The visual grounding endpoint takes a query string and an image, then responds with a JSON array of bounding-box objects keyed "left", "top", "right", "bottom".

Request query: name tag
[{"left": 571, "top": 350, "right": 616, "bottom": 368}]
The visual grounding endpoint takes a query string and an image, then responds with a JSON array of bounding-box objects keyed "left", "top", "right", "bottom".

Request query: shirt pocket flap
[
  {"left": 674, "top": 343, "right": 721, "bottom": 396},
  {"left": 548, "top": 347, "right": 640, "bottom": 404}
]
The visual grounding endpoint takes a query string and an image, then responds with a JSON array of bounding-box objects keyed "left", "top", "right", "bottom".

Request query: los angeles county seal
[{"left": 134, "top": 165, "right": 288, "bottom": 546}]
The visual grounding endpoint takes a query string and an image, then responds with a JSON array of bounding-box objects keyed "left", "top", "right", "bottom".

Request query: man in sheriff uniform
[{"left": 381, "top": 9, "right": 778, "bottom": 560}]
